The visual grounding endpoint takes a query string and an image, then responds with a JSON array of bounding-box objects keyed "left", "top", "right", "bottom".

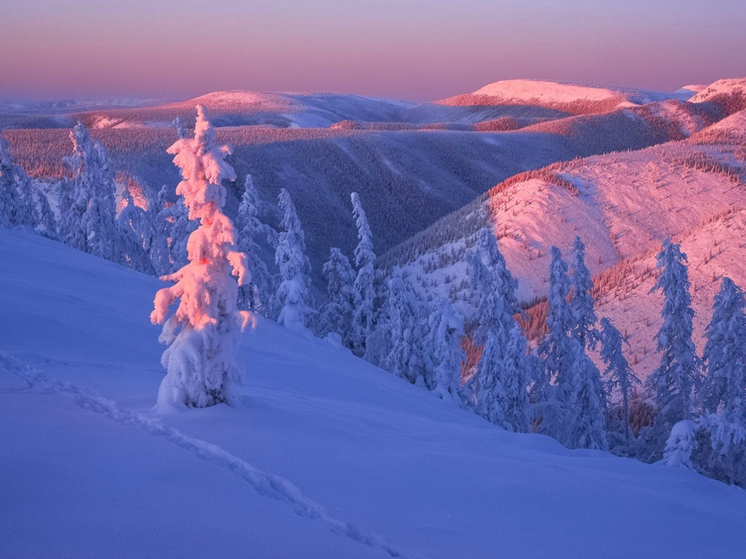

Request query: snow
[
  {"left": 690, "top": 78, "right": 746, "bottom": 104},
  {"left": 473, "top": 79, "right": 627, "bottom": 103},
  {"left": 2, "top": 225, "right": 746, "bottom": 557},
  {"left": 441, "top": 79, "right": 691, "bottom": 110}
]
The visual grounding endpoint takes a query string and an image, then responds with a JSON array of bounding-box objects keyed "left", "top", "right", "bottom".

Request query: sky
[{"left": 2, "top": 0, "right": 745, "bottom": 102}]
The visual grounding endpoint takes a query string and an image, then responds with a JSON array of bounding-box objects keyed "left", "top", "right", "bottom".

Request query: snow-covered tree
[
  {"left": 145, "top": 185, "right": 172, "bottom": 276},
  {"left": 570, "top": 236, "right": 598, "bottom": 350},
  {"left": 645, "top": 239, "right": 700, "bottom": 456},
  {"left": 500, "top": 325, "right": 532, "bottom": 433},
  {"left": 466, "top": 232, "right": 531, "bottom": 431},
  {"left": 531, "top": 246, "right": 577, "bottom": 438},
  {"left": 702, "top": 277, "right": 746, "bottom": 423},
  {"left": 565, "top": 340, "right": 609, "bottom": 450},
  {"left": 379, "top": 276, "right": 431, "bottom": 386},
  {"left": 150, "top": 105, "right": 250, "bottom": 409},
  {"left": 35, "top": 189, "right": 57, "bottom": 240},
  {"left": 274, "top": 188, "right": 313, "bottom": 331},
  {"left": 351, "top": 192, "right": 376, "bottom": 355},
  {"left": 600, "top": 317, "right": 640, "bottom": 441},
  {"left": 474, "top": 322, "right": 510, "bottom": 427},
  {"left": 663, "top": 419, "right": 698, "bottom": 469},
  {"left": 116, "top": 187, "right": 156, "bottom": 274},
  {"left": 477, "top": 227, "right": 520, "bottom": 318},
  {"left": 428, "top": 299, "right": 466, "bottom": 404},
  {"left": 0, "top": 135, "right": 37, "bottom": 230},
  {"left": 174, "top": 116, "right": 188, "bottom": 139},
  {"left": 60, "top": 123, "right": 118, "bottom": 260},
  {"left": 317, "top": 247, "right": 356, "bottom": 343},
  {"left": 236, "top": 175, "right": 276, "bottom": 314},
  {"left": 538, "top": 247, "right": 575, "bottom": 403}
]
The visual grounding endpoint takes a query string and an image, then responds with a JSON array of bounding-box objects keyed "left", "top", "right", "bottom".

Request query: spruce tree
[
  {"left": 317, "top": 247, "right": 356, "bottom": 343},
  {"left": 167, "top": 197, "right": 197, "bottom": 273},
  {"left": 116, "top": 187, "right": 156, "bottom": 274},
  {"left": 146, "top": 185, "right": 172, "bottom": 276},
  {"left": 150, "top": 105, "right": 250, "bottom": 409},
  {"left": 539, "top": 247, "right": 575, "bottom": 406},
  {"left": 60, "top": 123, "right": 118, "bottom": 260},
  {"left": 570, "top": 236, "right": 598, "bottom": 350},
  {"left": 646, "top": 239, "right": 700, "bottom": 457},
  {"left": 599, "top": 317, "right": 640, "bottom": 441},
  {"left": 0, "top": 135, "right": 38, "bottom": 231},
  {"left": 566, "top": 340, "right": 609, "bottom": 450},
  {"left": 351, "top": 192, "right": 376, "bottom": 355},
  {"left": 467, "top": 231, "right": 531, "bottom": 431},
  {"left": 378, "top": 276, "right": 431, "bottom": 386},
  {"left": 501, "top": 325, "right": 532, "bottom": 433},
  {"left": 702, "top": 277, "right": 746, "bottom": 423},
  {"left": 274, "top": 188, "right": 313, "bottom": 331},
  {"left": 428, "top": 299, "right": 466, "bottom": 404},
  {"left": 236, "top": 175, "right": 276, "bottom": 314}
]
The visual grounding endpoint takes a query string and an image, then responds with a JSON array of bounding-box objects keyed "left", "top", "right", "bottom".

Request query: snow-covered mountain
[
  {"left": 381, "top": 105, "right": 746, "bottom": 376},
  {"left": 2, "top": 227, "right": 745, "bottom": 558},
  {"left": 3, "top": 81, "right": 723, "bottom": 293},
  {"left": 437, "top": 79, "right": 695, "bottom": 114}
]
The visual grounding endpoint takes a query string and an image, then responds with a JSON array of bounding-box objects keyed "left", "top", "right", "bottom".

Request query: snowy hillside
[
  {"left": 4, "top": 112, "right": 691, "bottom": 294},
  {"left": 437, "top": 79, "right": 694, "bottom": 114},
  {"left": 382, "top": 117, "right": 746, "bottom": 376},
  {"left": 2, "top": 228, "right": 746, "bottom": 558}
]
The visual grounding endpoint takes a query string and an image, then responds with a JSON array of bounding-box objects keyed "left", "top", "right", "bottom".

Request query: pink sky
[{"left": 2, "top": 0, "right": 745, "bottom": 101}]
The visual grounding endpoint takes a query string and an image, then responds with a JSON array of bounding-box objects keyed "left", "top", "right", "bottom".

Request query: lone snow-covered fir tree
[{"left": 150, "top": 105, "right": 252, "bottom": 409}]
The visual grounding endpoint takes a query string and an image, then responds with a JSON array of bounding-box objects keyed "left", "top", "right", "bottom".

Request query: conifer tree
[
  {"left": 539, "top": 247, "right": 575, "bottom": 403},
  {"left": 150, "top": 105, "right": 250, "bottom": 409},
  {"left": 646, "top": 239, "right": 699, "bottom": 456},
  {"left": 467, "top": 232, "right": 531, "bottom": 431},
  {"left": 570, "top": 236, "right": 598, "bottom": 350},
  {"left": 146, "top": 185, "right": 172, "bottom": 276},
  {"left": 501, "top": 325, "right": 532, "bottom": 433},
  {"left": 702, "top": 277, "right": 746, "bottom": 423},
  {"left": 477, "top": 227, "right": 519, "bottom": 318},
  {"left": 599, "top": 317, "right": 640, "bottom": 440},
  {"left": 274, "top": 188, "right": 313, "bottom": 330},
  {"left": 36, "top": 189, "right": 57, "bottom": 240},
  {"left": 317, "top": 247, "right": 356, "bottom": 343},
  {"left": 0, "top": 135, "right": 38, "bottom": 230},
  {"left": 565, "top": 340, "right": 609, "bottom": 450},
  {"left": 351, "top": 192, "right": 376, "bottom": 355},
  {"left": 379, "top": 276, "right": 431, "bottom": 386},
  {"left": 116, "top": 187, "right": 156, "bottom": 274},
  {"left": 236, "top": 175, "right": 276, "bottom": 314},
  {"left": 60, "top": 123, "right": 118, "bottom": 260},
  {"left": 428, "top": 299, "right": 466, "bottom": 404}
]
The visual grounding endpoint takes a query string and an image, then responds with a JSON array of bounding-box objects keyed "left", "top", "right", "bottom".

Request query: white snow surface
[
  {"left": 690, "top": 78, "right": 746, "bottom": 104},
  {"left": 2, "top": 228, "right": 746, "bottom": 558},
  {"left": 463, "top": 79, "right": 690, "bottom": 106},
  {"left": 474, "top": 80, "right": 627, "bottom": 103}
]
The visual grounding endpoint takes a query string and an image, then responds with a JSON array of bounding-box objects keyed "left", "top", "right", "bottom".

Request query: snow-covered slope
[
  {"left": 438, "top": 79, "right": 693, "bottom": 114},
  {"left": 381, "top": 123, "right": 746, "bottom": 379},
  {"left": 2, "top": 229, "right": 746, "bottom": 558},
  {"left": 384, "top": 136, "right": 746, "bottom": 299},
  {"left": 5, "top": 116, "right": 687, "bottom": 295}
]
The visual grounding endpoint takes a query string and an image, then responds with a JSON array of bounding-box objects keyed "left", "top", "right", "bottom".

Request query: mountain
[
  {"left": 2, "top": 228, "right": 745, "bottom": 559},
  {"left": 436, "top": 79, "right": 695, "bottom": 115},
  {"left": 381, "top": 102, "right": 746, "bottom": 376},
  {"left": 3, "top": 83, "right": 722, "bottom": 293}
]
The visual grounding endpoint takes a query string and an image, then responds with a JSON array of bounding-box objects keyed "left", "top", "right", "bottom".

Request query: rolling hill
[{"left": 381, "top": 103, "right": 746, "bottom": 376}]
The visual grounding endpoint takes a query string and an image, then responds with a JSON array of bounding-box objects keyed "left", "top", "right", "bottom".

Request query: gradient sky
[{"left": 2, "top": 0, "right": 745, "bottom": 102}]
